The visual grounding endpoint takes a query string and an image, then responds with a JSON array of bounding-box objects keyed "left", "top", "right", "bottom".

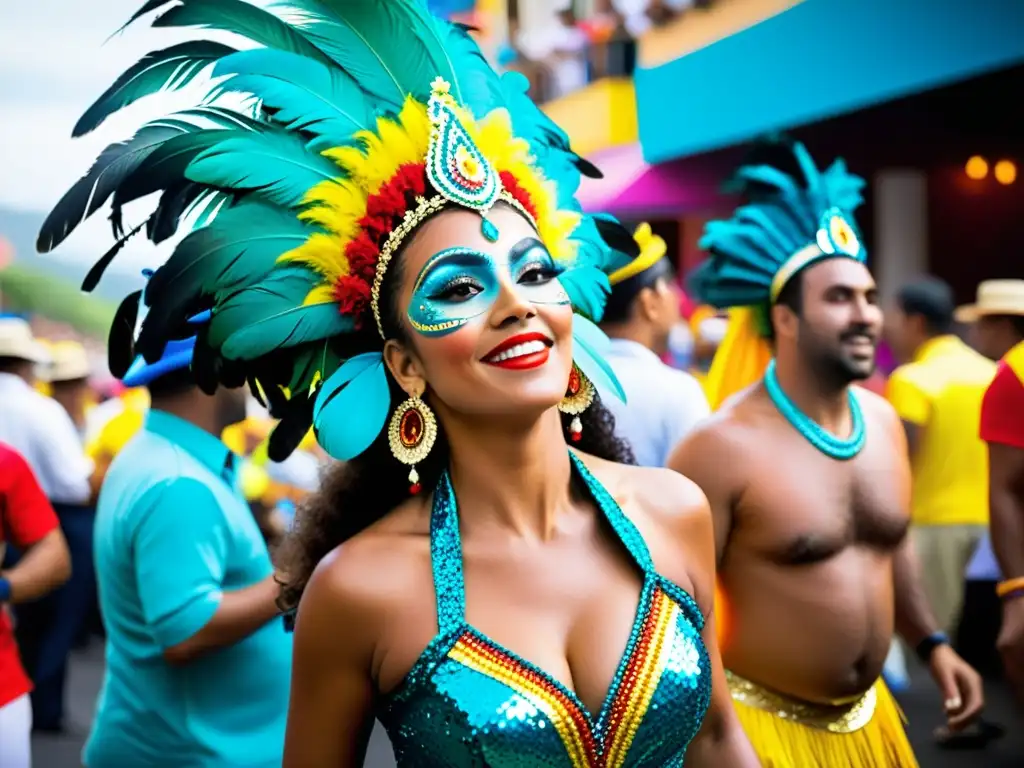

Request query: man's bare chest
[{"left": 733, "top": 432, "right": 909, "bottom": 565}]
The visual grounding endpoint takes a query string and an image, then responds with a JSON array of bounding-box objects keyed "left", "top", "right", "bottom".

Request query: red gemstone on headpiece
[
  {"left": 570, "top": 432, "right": 582, "bottom": 442},
  {"left": 410, "top": 482, "right": 422, "bottom": 495},
  {"left": 400, "top": 409, "right": 424, "bottom": 448},
  {"left": 567, "top": 368, "right": 581, "bottom": 397}
]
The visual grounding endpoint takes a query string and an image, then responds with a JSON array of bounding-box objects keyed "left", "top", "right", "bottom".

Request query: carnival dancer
[
  {"left": 668, "top": 137, "right": 983, "bottom": 766},
  {"left": 39, "top": 2, "right": 759, "bottom": 765}
]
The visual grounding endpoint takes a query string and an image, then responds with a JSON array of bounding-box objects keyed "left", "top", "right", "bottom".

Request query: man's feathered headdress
[
  {"left": 690, "top": 137, "right": 867, "bottom": 407},
  {"left": 38, "top": 0, "right": 635, "bottom": 460}
]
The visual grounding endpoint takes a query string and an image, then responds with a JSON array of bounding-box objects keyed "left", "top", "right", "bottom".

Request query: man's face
[
  {"left": 793, "top": 259, "right": 883, "bottom": 384},
  {"left": 215, "top": 386, "right": 248, "bottom": 431}
]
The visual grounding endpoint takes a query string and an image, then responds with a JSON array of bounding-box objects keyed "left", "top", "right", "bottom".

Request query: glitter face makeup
[{"left": 407, "top": 237, "right": 569, "bottom": 338}]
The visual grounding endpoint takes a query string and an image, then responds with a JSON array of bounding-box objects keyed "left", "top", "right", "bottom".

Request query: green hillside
[{"left": 0, "top": 264, "right": 116, "bottom": 339}]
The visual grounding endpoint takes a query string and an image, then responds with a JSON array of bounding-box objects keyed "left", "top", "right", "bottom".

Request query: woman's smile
[{"left": 481, "top": 332, "right": 554, "bottom": 370}]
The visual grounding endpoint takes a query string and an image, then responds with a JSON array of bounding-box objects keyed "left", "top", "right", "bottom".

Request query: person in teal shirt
[{"left": 84, "top": 317, "right": 292, "bottom": 768}]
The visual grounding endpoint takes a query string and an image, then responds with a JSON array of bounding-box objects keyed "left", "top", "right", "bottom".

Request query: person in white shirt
[
  {"left": 599, "top": 224, "right": 711, "bottom": 467},
  {"left": 0, "top": 318, "right": 94, "bottom": 505}
]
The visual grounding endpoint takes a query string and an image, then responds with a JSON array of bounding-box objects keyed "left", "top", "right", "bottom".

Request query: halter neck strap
[{"left": 428, "top": 452, "right": 655, "bottom": 635}]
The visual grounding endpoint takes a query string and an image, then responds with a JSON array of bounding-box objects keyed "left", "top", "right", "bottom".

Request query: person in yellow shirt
[{"left": 885, "top": 276, "right": 996, "bottom": 633}]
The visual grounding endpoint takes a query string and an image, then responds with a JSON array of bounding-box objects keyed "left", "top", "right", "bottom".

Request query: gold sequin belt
[{"left": 726, "top": 670, "right": 878, "bottom": 734}]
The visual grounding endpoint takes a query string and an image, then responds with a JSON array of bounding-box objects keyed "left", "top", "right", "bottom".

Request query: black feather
[
  {"left": 267, "top": 395, "right": 315, "bottom": 462},
  {"left": 107, "top": 290, "right": 142, "bottom": 379},
  {"left": 82, "top": 221, "right": 147, "bottom": 293},
  {"left": 190, "top": 325, "right": 220, "bottom": 394},
  {"left": 574, "top": 155, "right": 603, "bottom": 179},
  {"left": 148, "top": 182, "right": 202, "bottom": 243},
  {"left": 594, "top": 217, "right": 641, "bottom": 258}
]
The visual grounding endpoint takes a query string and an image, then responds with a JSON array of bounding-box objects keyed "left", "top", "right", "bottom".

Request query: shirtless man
[{"left": 669, "top": 138, "right": 983, "bottom": 766}]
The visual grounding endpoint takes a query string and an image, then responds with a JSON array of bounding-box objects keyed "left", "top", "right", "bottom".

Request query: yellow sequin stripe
[
  {"left": 448, "top": 636, "right": 594, "bottom": 768},
  {"left": 606, "top": 592, "right": 678, "bottom": 767},
  {"left": 768, "top": 243, "right": 823, "bottom": 304}
]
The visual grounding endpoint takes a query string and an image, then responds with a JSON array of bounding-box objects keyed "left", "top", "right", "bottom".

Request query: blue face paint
[{"left": 407, "top": 237, "right": 569, "bottom": 338}]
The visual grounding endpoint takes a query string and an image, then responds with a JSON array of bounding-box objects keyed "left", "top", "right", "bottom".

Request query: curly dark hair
[{"left": 275, "top": 211, "right": 636, "bottom": 612}]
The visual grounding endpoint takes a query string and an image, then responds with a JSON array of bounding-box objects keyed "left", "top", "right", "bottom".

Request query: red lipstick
[{"left": 482, "top": 332, "right": 553, "bottom": 370}]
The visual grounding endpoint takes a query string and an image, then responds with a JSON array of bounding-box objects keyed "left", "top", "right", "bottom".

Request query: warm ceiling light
[
  {"left": 995, "top": 160, "right": 1017, "bottom": 185},
  {"left": 965, "top": 156, "right": 989, "bottom": 180}
]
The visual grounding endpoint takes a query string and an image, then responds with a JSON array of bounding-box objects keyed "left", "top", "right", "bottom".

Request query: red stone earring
[
  {"left": 557, "top": 364, "right": 594, "bottom": 442},
  {"left": 388, "top": 392, "right": 437, "bottom": 494}
]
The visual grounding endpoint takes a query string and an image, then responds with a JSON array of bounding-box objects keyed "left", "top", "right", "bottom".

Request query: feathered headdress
[
  {"left": 38, "top": 0, "right": 634, "bottom": 460},
  {"left": 691, "top": 137, "right": 867, "bottom": 408}
]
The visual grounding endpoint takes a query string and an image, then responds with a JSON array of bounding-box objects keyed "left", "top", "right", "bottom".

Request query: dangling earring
[
  {"left": 388, "top": 392, "right": 438, "bottom": 494},
  {"left": 558, "top": 364, "right": 594, "bottom": 443}
]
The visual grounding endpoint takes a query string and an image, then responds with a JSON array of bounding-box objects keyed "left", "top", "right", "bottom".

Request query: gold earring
[
  {"left": 388, "top": 392, "right": 438, "bottom": 494},
  {"left": 558, "top": 364, "right": 594, "bottom": 443}
]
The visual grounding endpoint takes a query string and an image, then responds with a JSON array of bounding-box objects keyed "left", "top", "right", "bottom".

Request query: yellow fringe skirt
[{"left": 727, "top": 671, "right": 919, "bottom": 767}]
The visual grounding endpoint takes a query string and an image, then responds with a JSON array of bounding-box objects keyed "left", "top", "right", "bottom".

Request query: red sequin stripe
[
  {"left": 601, "top": 587, "right": 666, "bottom": 754},
  {"left": 452, "top": 632, "right": 599, "bottom": 765}
]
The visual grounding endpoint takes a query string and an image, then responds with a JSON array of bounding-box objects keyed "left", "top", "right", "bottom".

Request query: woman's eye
[
  {"left": 519, "top": 265, "right": 556, "bottom": 284},
  {"left": 435, "top": 280, "right": 481, "bottom": 302}
]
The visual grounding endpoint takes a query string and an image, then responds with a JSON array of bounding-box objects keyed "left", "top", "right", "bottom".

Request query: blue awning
[{"left": 636, "top": 0, "right": 1024, "bottom": 163}]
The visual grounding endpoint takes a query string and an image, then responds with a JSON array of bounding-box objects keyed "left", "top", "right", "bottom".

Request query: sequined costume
[{"left": 381, "top": 454, "right": 711, "bottom": 766}]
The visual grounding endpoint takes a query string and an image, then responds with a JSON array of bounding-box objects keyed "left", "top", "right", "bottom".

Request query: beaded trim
[
  {"left": 370, "top": 190, "right": 539, "bottom": 339},
  {"left": 726, "top": 670, "right": 878, "bottom": 734}
]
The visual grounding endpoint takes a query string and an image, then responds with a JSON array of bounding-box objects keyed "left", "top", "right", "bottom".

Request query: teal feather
[
  {"left": 313, "top": 352, "right": 390, "bottom": 461},
  {"left": 73, "top": 41, "right": 236, "bottom": 137},
  {"left": 214, "top": 48, "right": 373, "bottom": 149},
  {"left": 694, "top": 139, "right": 866, "bottom": 314},
  {"left": 213, "top": 267, "right": 352, "bottom": 358},
  {"left": 274, "top": 0, "right": 458, "bottom": 105},
  {"left": 137, "top": 203, "right": 314, "bottom": 357},
  {"left": 148, "top": 0, "right": 334, "bottom": 65},
  {"left": 185, "top": 130, "right": 341, "bottom": 207},
  {"left": 559, "top": 266, "right": 610, "bottom": 323},
  {"left": 571, "top": 315, "right": 626, "bottom": 404},
  {"left": 37, "top": 119, "right": 197, "bottom": 252}
]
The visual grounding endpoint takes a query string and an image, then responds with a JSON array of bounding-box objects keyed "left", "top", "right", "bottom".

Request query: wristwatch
[{"left": 915, "top": 631, "right": 950, "bottom": 662}]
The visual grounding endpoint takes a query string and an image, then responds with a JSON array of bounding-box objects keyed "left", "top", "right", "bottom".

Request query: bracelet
[
  {"left": 1001, "top": 587, "right": 1024, "bottom": 604},
  {"left": 0, "top": 577, "right": 11, "bottom": 603},
  {"left": 996, "top": 577, "right": 1024, "bottom": 598},
  {"left": 915, "top": 631, "right": 950, "bottom": 663}
]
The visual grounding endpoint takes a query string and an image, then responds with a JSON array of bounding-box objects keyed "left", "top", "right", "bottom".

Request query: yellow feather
[{"left": 303, "top": 284, "right": 336, "bottom": 306}]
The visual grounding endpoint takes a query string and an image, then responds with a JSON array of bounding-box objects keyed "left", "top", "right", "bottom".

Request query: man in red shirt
[
  {"left": 0, "top": 442, "right": 71, "bottom": 767},
  {"left": 961, "top": 279, "right": 1024, "bottom": 703}
]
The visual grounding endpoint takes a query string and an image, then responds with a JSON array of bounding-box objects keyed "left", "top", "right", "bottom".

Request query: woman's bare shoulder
[{"left": 297, "top": 497, "right": 434, "bottom": 636}]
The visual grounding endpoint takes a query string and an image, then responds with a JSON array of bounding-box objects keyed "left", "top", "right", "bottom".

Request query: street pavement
[{"left": 34, "top": 640, "right": 1023, "bottom": 766}]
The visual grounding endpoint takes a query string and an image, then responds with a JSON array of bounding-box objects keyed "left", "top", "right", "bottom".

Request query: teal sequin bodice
[{"left": 377, "top": 454, "right": 711, "bottom": 766}]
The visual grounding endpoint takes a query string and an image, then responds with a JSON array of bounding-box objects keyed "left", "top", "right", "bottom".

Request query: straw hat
[
  {"left": 954, "top": 280, "right": 1024, "bottom": 322},
  {"left": 37, "top": 340, "right": 91, "bottom": 383},
  {"left": 0, "top": 317, "right": 50, "bottom": 364}
]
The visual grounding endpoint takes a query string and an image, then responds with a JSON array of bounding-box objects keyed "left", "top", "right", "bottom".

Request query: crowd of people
[{"left": 2, "top": 2, "right": 1023, "bottom": 767}]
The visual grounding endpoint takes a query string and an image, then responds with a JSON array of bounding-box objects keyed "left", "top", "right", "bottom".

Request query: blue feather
[
  {"left": 185, "top": 130, "right": 341, "bottom": 207},
  {"left": 560, "top": 266, "right": 609, "bottom": 323},
  {"left": 214, "top": 48, "right": 374, "bottom": 149},
  {"left": 313, "top": 351, "right": 391, "bottom": 461},
  {"left": 218, "top": 290, "right": 352, "bottom": 361},
  {"left": 571, "top": 315, "right": 626, "bottom": 403}
]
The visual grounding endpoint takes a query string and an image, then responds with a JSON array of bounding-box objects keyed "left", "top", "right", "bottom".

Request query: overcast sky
[{"left": 0, "top": 0, "right": 236, "bottom": 274}]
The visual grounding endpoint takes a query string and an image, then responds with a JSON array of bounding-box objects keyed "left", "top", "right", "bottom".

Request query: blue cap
[{"left": 120, "top": 310, "right": 212, "bottom": 388}]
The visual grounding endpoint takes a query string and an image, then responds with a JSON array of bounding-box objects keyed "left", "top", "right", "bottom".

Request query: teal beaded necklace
[{"left": 763, "top": 359, "right": 865, "bottom": 460}]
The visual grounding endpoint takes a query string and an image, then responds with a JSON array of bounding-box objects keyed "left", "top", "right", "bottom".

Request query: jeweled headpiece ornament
[
  {"left": 690, "top": 136, "right": 867, "bottom": 407},
  {"left": 38, "top": 0, "right": 633, "bottom": 461}
]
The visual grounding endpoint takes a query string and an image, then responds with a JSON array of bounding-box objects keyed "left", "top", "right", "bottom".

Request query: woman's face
[{"left": 388, "top": 204, "right": 574, "bottom": 417}]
